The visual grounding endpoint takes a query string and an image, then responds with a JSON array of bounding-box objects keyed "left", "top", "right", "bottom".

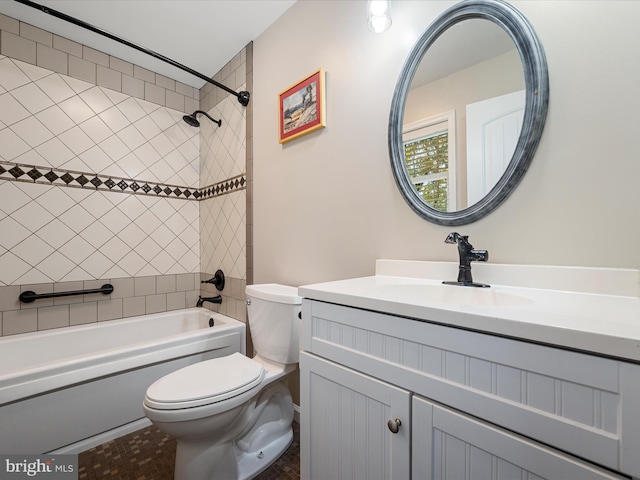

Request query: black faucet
[
  {"left": 443, "top": 232, "right": 490, "bottom": 288},
  {"left": 196, "top": 295, "right": 222, "bottom": 307}
]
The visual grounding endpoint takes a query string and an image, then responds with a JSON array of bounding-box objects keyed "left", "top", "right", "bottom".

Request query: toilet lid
[{"left": 145, "top": 353, "right": 266, "bottom": 410}]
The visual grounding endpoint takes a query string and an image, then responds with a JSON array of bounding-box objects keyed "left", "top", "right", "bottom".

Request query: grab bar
[{"left": 19, "top": 284, "right": 114, "bottom": 303}]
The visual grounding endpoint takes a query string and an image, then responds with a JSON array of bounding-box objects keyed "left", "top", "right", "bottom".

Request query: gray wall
[{"left": 252, "top": 0, "right": 640, "bottom": 287}]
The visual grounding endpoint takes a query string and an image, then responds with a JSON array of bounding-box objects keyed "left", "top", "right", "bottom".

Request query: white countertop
[{"left": 298, "top": 261, "right": 640, "bottom": 362}]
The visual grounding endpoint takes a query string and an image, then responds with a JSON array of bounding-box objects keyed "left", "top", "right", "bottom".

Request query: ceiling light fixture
[{"left": 367, "top": 0, "right": 392, "bottom": 33}]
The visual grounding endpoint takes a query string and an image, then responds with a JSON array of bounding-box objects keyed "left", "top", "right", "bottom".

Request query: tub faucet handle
[{"left": 201, "top": 269, "right": 225, "bottom": 291}]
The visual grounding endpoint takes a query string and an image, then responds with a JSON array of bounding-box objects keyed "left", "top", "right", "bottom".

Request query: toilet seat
[{"left": 144, "top": 353, "right": 266, "bottom": 410}]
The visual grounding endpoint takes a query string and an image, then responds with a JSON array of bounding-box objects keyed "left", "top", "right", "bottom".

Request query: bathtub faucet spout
[{"left": 197, "top": 295, "right": 222, "bottom": 307}]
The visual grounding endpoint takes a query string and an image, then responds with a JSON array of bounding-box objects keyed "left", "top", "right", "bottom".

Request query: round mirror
[{"left": 389, "top": 0, "right": 548, "bottom": 225}]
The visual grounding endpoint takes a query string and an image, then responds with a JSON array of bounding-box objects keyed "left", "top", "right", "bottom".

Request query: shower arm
[{"left": 14, "top": 0, "right": 250, "bottom": 106}]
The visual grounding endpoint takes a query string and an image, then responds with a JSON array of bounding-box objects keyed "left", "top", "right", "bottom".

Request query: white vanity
[{"left": 299, "top": 260, "right": 640, "bottom": 480}]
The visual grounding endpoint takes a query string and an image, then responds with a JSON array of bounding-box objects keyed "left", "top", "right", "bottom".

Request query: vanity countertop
[{"left": 298, "top": 260, "right": 640, "bottom": 363}]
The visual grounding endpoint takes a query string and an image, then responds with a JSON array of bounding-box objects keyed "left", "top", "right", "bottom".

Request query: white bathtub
[{"left": 0, "top": 308, "right": 246, "bottom": 454}]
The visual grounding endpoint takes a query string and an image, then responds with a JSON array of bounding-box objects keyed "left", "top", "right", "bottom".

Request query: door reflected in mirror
[{"left": 403, "top": 19, "right": 524, "bottom": 212}]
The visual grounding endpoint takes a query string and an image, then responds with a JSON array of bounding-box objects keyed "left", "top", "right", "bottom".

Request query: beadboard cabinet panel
[
  {"left": 300, "top": 352, "right": 410, "bottom": 480},
  {"left": 302, "top": 299, "right": 640, "bottom": 477},
  {"left": 413, "top": 396, "right": 625, "bottom": 480}
]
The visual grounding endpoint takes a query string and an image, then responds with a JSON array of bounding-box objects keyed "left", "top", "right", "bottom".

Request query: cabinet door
[
  {"left": 300, "top": 352, "right": 410, "bottom": 480},
  {"left": 412, "top": 396, "right": 625, "bottom": 480}
]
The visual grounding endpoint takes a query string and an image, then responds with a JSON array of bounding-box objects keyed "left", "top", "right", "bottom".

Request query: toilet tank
[{"left": 245, "top": 284, "right": 302, "bottom": 364}]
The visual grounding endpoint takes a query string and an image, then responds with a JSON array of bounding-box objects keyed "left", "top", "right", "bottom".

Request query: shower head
[
  {"left": 182, "top": 114, "right": 200, "bottom": 127},
  {"left": 182, "top": 110, "right": 222, "bottom": 128}
]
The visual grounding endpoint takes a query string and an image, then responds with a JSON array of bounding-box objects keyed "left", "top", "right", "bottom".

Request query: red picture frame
[{"left": 278, "top": 68, "right": 326, "bottom": 144}]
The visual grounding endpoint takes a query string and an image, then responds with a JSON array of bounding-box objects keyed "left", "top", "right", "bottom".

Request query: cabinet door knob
[{"left": 387, "top": 418, "right": 402, "bottom": 434}]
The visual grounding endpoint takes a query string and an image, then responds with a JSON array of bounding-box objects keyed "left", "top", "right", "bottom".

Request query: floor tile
[{"left": 78, "top": 422, "right": 300, "bottom": 480}]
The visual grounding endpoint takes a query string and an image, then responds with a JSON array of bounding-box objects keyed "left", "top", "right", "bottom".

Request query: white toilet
[{"left": 143, "top": 284, "right": 301, "bottom": 480}]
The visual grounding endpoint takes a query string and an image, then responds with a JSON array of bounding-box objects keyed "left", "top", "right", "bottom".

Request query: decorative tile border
[
  {"left": 0, "top": 161, "right": 246, "bottom": 200},
  {"left": 198, "top": 174, "right": 247, "bottom": 200}
]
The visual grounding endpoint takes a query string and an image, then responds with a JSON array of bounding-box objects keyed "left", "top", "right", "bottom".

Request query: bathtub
[{"left": 0, "top": 308, "right": 245, "bottom": 454}]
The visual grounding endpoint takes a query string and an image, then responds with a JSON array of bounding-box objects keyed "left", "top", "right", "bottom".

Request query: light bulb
[{"left": 367, "top": 0, "right": 392, "bottom": 33}]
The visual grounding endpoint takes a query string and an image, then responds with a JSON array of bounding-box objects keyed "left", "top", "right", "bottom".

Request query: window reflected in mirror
[{"left": 403, "top": 111, "right": 456, "bottom": 211}]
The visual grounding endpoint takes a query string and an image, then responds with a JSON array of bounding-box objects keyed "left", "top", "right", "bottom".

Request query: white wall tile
[
  {"left": 36, "top": 252, "right": 75, "bottom": 281},
  {"left": 0, "top": 181, "right": 31, "bottom": 214},
  {"left": 98, "top": 134, "right": 129, "bottom": 161},
  {"left": 58, "top": 95, "right": 94, "bottom": 124},
  {"left": 133, "top": 142, "right": 161, "bottom": 168},
  {"left": 36, "top": 219, "right": 76, "bottom": 249},
  {"left": 34, "top": 138, "right": 74, "bottom": 167},
  {"left": 35, "top": 105, "right": 74, "bottom": 135},
  {"left": 151, "top": 250, "right": 177, "bottom": 273},
  {"left": 79, "top": 116, "right": 112, "bottom": 143},
  {"left": 58, "top": 204, "right": 94, "bottom": 233},
  {"left": 80, "top": 221, "right": 114, "bottom": 248},
  {"left": 58, "top": 125, "right": 95, "bottom": 155},
  {"left": 0, "top": 57, "right": 31, "bottom": 90},
  {"left": 58, "top": 236, "right": 94, "bottom": 263},
  {"left": 60, "top": 266, "right": 92, "bottom": 282},
  {"left": 79, "top": 86, "right": 113, "bottom": 114},
  {"left": 35, "top": 73, "right": 75, "bottom": 103},
  {"left": 134, "top": 115, "right": 161, "bottom": 140},
  {"left": 0, "top": 218, "right": 31, "bottom": 249},
  {"left": 11, "top": 83, "right": 54, "bottom": 114},
  {"left": 117, "top": 124, "right": 146, "bottom": 150},
  {"left": 14, "top": 201, "right": 54, "bottom": 232},
  {"left": 98, "top": 105, "right": 130, "bottom": 133},
  {"left": 35, "top": 187, "right": 76, "bottom": 216},
  {"left": 82, "top": 251, "right": 113, "bottom": 278},
  {"left": 0, "top": 92, "right": 30, "bottom": 125},
  {"left": 61, "top": 74, "right": 93, "bottom": 94},
  {"left": 0, "top": 128, "right": 30, "bottom": 160},
  {"left": 116, "top": 97, "right": 146, "bottom": 122},
  {"left": 148, "top": 108, "right": 174, "bottom": 130},
  {"left": 13, "top": 59, "right": 50, "bottom": 83},
  {"left": 12, "top": 235, "right": 55, "bottom": 266},
  {"left": 11, "top": 117, "right": 54, "bottom": 147}
]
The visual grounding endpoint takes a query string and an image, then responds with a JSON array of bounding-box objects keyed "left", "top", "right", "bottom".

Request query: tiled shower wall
[
  {"left": 199, "top": 49, "right": 249, "bottom": 322},
  {"left": 0, "top": 14, "right": 249, "bottom": 335}
]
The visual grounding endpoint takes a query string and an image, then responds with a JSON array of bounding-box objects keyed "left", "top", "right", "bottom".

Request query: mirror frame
[{"left": 389, "top": 0, "right": 549, "bottom": 226}]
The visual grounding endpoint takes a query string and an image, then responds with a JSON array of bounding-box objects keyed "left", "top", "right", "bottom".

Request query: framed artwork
[{"left": 278, "top": 68, "right": 326, "bottom": 144}]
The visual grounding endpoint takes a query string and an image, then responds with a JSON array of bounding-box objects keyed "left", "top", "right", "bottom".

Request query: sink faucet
[
  {"left": 443, "top": 232, "right": 490, "bottom": 288},
  {"left": 196, "top": 295, "right": 222, "bottom": 307}
]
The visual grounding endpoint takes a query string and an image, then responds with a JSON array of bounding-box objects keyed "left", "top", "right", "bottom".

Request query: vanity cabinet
[
  {"left": 300, "top": 352, "right": 410, "bottom": 480},
  {"left": 300, "top": 299, "right": 640, "bottom": 480}
]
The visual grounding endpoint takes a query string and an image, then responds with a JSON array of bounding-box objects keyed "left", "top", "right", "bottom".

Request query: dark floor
[{"left": 78, "top": 422, "right": 300, "bottom": 480}]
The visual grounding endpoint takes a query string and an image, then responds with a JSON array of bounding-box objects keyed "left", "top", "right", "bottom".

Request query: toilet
[{"left": 143, "top": 284, "right": 301, "bottom": 480}]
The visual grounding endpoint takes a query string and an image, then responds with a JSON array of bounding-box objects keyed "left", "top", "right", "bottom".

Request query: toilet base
[
  {"left": 165, "top": 380, "right": 294, "bottom": 480},
  {"left": 173, "top": 424, "right": 293, "bottom": 480},
  {"left": 237, "top": 427, "right": 293, "bottom": 480}
]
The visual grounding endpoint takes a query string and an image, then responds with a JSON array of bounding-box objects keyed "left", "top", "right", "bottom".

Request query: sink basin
[{"left": 378, "top": 283, "right": 533, "bottom": 307}]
